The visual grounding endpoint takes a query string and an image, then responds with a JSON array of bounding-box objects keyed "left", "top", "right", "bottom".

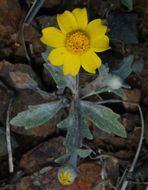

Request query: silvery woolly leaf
[
  {"left": 10, "top": 100, "right": 64, "bottom": 129},
  {"left": 44, "top": 63, "right": 76, "bottom": 93},
  {"left": 82, "top": 119, "right": 93, "bottom": 140},
  {"left": 55, "top": 154, "right": 70, "bottom": 164},
  {"left": 81, "top": 101, "right": 127, "bottom": 138},
  {"left": 57, "top": 114, "right": 77, "bottom": 152},
  {"left": 42, "top": 48, "right": 76, "bottom": 93},
  {"left": 110, "top": 88, "right": 127, "bottom": 99},
  {"left": 120, "top": 0, "right": 133, "bottom": 10},
  {"left": 113, "top": 55, "right": 134, "bottom": 79},
  {"left": 76, "top": 148, "right": 92, "bottom": 158},
  {"left": 99, "top": 64, "right": 109, "bottom": 77},
  {"left": 82, "top": 86, "right": 126, "bottom": 99}
]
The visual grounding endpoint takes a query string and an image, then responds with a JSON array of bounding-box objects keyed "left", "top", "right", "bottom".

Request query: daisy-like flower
[
  {"left": 58, "top": 165, "right": 77, "bottom": 185},
  {"left": 41, "top": 8, "right": 110, "bottom": 76}
]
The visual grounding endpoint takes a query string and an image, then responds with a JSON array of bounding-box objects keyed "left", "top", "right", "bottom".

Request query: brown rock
[
  {"left": 43, "top": 0, "right": 63, "bottom": 9},
  {"left": 123, "top": 89, "right": 141, "bottom": 111},
  {"left": 0, "top": 81, "right": 14, "bottom": 124},
  {"left": 0, "top": 60, "right": 64, "bottom": 139},
  {"left": 19, "top": 137, "right": 65, "bottom": 173},
  {"left": 0, "top": 0, "right": 22, "bottom": 51},
  {"left": 141, "top": 59, "right": 148, "bottom": 105},
  {"left": 0, "top": 60, "right": 42, "bottom": 90},
  {"left": 121, "top": 113, "right": 140, "bottom": 132},
  {"left": 16, "top": 162, "right": 101, "bottom": 190},
  {"left": 66, "top": 163, "right": 101, "bottom": 190},
  {"left": 104, "top": 137, "right": 127, "bottom": 149}
]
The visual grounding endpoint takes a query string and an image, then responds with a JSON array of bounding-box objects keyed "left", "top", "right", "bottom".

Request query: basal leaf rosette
[{"left": 40, "top": 8, "right": 110, "bottom": 76}]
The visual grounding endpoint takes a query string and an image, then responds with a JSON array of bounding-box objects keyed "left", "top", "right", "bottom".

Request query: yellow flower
[
  {"left": 41, "top": 8, "right": 110, "bottom": 76},
  {"left": 58, "top": 165, "right": 77, "bottom": 185}
]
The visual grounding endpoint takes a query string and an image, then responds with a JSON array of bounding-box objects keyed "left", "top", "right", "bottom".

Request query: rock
[
  {"left": 92, "top": 157, "right": 119, "bottom": 190},
  {"left": 15, "top": 162, "right": 101, "bottom": 190},
  {"left": 108, "top": 13, "right": 138, "bottom": 45},
  {"left": 141, "top": 59, "right": 148, "bottom": 105},
  {"left": 14, "top": 23, "right": 45, "bottom": 60},
  {"left": 19, "top": 137, "right": 65, "bottom": 173},
  {"left": 0, "top": 60, "right": 42, "bottom": 90},
  {"left": 0, "top": 60, "right": 65, "bottom": 139},
  {"left": 66, "top": 163, "right": 101, "bottom": 190},
  {"left": 0, "top": 127, "right": 18, "bottom": 179},
  {"left": 0, "top": 0, "right": 22, "bottom": 59},
  {"left": 37, "top": 15, "right": 57, "bottom": 29},
  {"left": 89, "top": 0, "right": 110, "bottom": 18},
  {"left": 121, "top": 113, "right": 140, "bottom": 132},
  {"left": 43, "top": 0, "right": 64, "bottom": 10},
  {"left": 26, "top": 0, "right": 63, "bottom": 11},
  {"left": 0, "top": 81, "right": 14, "bottom": 124},
  {"left": 123, "top": 89, "right": 141, "bottom": 111},
  {"left": 0, "top": 127, "right": 18, "bottom": 158},
  {"left": 104, "top": 137, "right": 127, "bottom": 149},
  {"left": 144, "top": 112, "right": 148, "bottom": 145}
]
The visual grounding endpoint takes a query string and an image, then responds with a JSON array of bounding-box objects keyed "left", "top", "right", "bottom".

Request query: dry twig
[
  {"left": 6, "top": 98, "right": 14, "bottom": 173},
  {"left": 97, "top": 99, "right": 144, "bottom": 190}
]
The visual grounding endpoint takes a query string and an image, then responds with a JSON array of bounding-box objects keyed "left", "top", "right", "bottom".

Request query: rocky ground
[{"left": 0, "top": 0, "right": 148, "bottom": 190}]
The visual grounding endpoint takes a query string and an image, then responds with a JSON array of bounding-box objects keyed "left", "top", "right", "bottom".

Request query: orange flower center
[{"left": 65, "top": 30, "right": 90, "bottom": 55}]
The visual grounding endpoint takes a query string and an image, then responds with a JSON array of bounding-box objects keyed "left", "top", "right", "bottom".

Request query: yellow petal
[
  {"left": 86, "top": 19, "right": 107, "bottom": 40},
  {"left": 72, "top": 8, "right": 88, "bottom": 29},
  {"left": 81, "top": 50, "right": 102, "bottom": 73},
  {"left": 40, "top": 27, "right": 65, "bottom": 47},
  {"left": 48, "top": 47, "right": 66, "bottom": 66},
  {"left": 63, "top": 53, "right": 81, "bottom": 76},
  {"left": 91, "top": 35, "right": 110, "bottom": 52},
  {"left": 57, "top": 10, "right": 78, "bottom": 34}
]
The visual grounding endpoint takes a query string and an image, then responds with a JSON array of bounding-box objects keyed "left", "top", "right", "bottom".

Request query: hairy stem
[{"left": 74, "top": 75, "right": 82, "bottom": 148}]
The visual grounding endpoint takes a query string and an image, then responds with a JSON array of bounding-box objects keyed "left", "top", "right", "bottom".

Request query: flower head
[
  {"left": 58, "top": 165, "right": 77, "bottom": 185},
  {"left": 41, "top": 8, "right": 110, "bottom": 76}
]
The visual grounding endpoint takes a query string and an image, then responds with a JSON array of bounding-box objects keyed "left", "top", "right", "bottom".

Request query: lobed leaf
[
  {"left": 42, "top": 48, "right": 76, "bottom": 93},
  {"left": 57, "top": 115, "right": 77, "bottom": 152},
  {"left": 113, "top": 55, "right": 134, "bottom": 79},
  {"left": 81, "top": 101, "right": 127, "bottom": 138},
  {"left": 76, "top": 148, "right": 92, "bottom": 158},
  {"left": 121, "top": 0, "right": 133, "bottom": 10},
  {"left": 10, "top": 101, "right": 64, "bottom": 129}
]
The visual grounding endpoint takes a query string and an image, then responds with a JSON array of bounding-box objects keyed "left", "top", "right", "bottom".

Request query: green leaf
[
  {"left": 57, "top": 115, "right": 77, "bottom": 152},
  {"left": 10, "top": 101, "right": 64, "bottom": 129},
  {"left": 113, "top": 55, "right": 134, "bottom": 79},
  {"left": 81, "top": 101, "right": 127, "bottom": 138},
  {"left": 76, "top": 148, "right": 92, "bottom": 158},
  {"left": 120, "top": 0, "right": 133, "bottom": 10}
]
